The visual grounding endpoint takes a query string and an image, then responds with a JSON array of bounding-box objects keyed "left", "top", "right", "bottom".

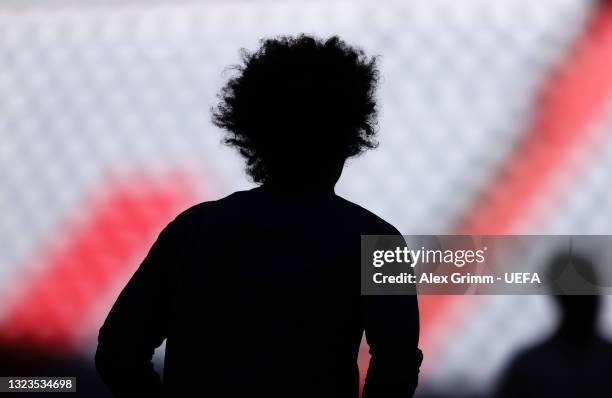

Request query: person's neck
[
  {"left": 555, "top": 321, "right": 599, "bottom": 345},
  {"left": 261, "top": 179, "right": 336, "bottom": 194}
]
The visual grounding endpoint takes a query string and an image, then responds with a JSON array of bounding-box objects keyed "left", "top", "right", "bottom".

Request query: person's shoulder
[
  {"left": 169, "top": 189, "right": 254, "bottom": 227},
  {"left": 504, "top": 336, "right": 559, "bottom": 373},
  {"left": 332, "top": 194, "right": 401, "bottom": 235}
]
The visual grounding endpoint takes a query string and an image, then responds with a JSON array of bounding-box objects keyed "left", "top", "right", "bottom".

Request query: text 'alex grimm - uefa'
[{"left": 370, "top": 246, "right": 542, "bottom": 286}]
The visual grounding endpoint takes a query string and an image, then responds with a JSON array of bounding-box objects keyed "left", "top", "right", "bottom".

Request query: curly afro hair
[{"left": 212, "top": 34, "right": 380, "bottom": 184}]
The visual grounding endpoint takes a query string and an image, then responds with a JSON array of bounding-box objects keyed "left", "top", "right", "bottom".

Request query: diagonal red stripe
[
  {"left": 0, "top": 171, "right": 197, "bottom": 353},
  {"left": 417, "top": 2, "right": 612, "bottom": 369},
  {"left": 457, "top": 4, "right": 612, "bottom": 235}
]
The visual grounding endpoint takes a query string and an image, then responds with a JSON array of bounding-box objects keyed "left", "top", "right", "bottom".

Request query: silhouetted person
[
  {"left": 495, "top": 253, "right": 612, "bottom": 398},
  {"left": 95, "top": 35, "right": 423, "bottom": 397}
]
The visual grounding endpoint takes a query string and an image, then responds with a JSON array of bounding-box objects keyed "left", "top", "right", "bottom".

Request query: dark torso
[{"left": 162, "top": 187, "right": 397, "bottom": 397}]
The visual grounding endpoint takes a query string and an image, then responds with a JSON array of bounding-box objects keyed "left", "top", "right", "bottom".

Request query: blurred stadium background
[{"left": 1, "top": 0, "right": 612, "bottom": 396}]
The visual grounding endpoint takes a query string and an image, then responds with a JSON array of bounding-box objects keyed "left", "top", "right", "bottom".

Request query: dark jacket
[{"left": 96, "top": 186, "right": 422, "bottom": 397}]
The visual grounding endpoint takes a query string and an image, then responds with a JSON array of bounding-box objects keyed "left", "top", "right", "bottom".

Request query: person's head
[
  {"left": 548, "top": 253, "right": 601, "bottom": 339},
  {"left": 212, "top": 34, "right": 380, "bottom": 189}
]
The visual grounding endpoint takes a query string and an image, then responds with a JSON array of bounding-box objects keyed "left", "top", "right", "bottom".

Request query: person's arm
[
  {"left": 361, "top": 231, "right": 423, "bottom": 397},
  {"left": 95, "top": 216, "right": 187, "bottom": 397},
  {"left": 362, "top": 294, "right": 423, "bottom": 397}
]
